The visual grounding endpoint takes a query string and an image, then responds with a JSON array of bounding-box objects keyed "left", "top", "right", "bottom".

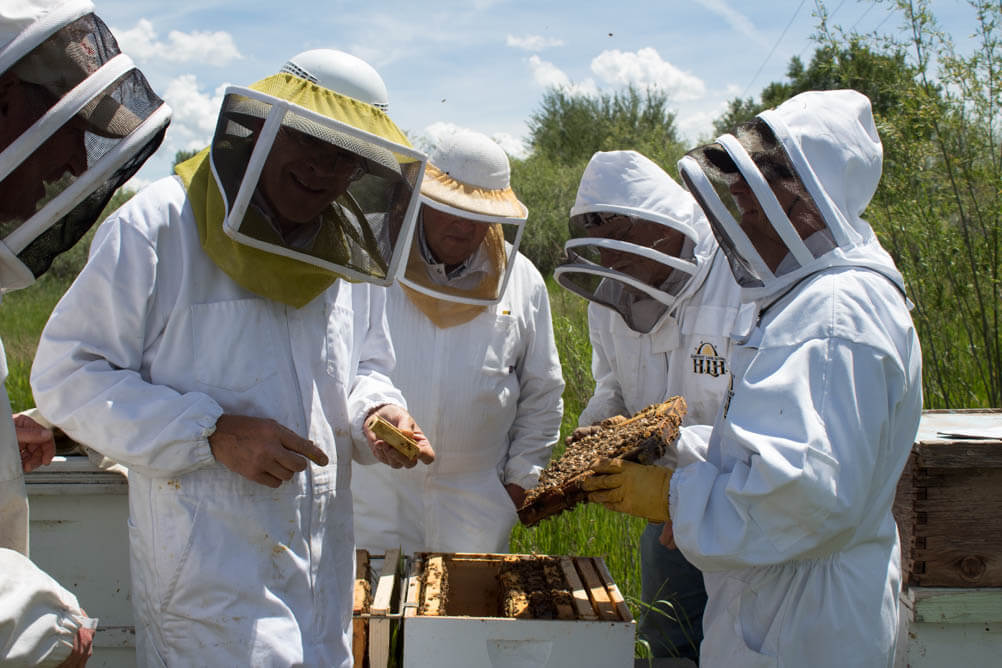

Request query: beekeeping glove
[{"left": 582, "top": 458, "right": 672, "bottom": 523}]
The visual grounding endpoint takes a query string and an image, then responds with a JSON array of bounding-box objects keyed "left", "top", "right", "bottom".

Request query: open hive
[
  {"left": 518, "top": 396, "right": 686, "bottom": 526},
  {"left": 408, "top": 553, "right": 631, "bottom": 622},
  {"left": 402, "top": 552, "right": 636, "bottom": 667}
]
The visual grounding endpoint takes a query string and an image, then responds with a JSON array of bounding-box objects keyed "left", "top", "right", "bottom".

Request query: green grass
[{"left": 0, "top": 271, "right": 75, "bottom": 412}]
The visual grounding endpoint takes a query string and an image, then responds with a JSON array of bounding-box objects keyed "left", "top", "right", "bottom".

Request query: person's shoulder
[
  {"left": 511, "top": 250, "right": 546, "bottom": 284},
  {"left": 106, "top": 176, "right": 190, "bottom": 234},
  {"left": 762, "top": 266, "right": 910, "bottom": 346}
]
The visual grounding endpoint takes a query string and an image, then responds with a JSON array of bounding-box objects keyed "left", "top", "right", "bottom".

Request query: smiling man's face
[{"left": 257, "top": 126, "right": 365, "bottom": 226}]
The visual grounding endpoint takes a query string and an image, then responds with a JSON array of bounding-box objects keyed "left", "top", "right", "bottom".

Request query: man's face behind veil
[{"left": 258, "top": 126, "right": 365, "bottom": 226}]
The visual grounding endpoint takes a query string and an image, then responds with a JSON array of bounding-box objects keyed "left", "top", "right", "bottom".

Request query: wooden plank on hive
[
  {"left": 404, "top": 555, "right": 422, "bottom": 618},
  {"left": 911, "top": 466, "right": 1002, "bottom": 587},
  {"left": 560, "top": 557, "right": 598, "bottom": 621},
  {"left": 912, "top": 587, "right": 1002, "bottom": 624},
  {"left": 369, "top": 549, "right": 399, "bottom": 668},
  {"left": 575, "top": 557, "right": 619, "bottom": 621},
  {"left": 542, "top": 559, "right": 576, "bottom": 620},
  {"left": 371, "top": 548, "right": 399, "bottom": 615},
  {"left": 913, "top": 441, "right": 1002, "bottom": 468},
  {"left": 352, "top": 549, "right": 370, "bottom": 668},
  {"left": 592, "top": 557, "right": 632, "bottom": 622}
]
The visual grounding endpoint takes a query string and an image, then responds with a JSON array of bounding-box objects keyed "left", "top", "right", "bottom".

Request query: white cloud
[
  {"left": 161, "top": 75, "right": 229, "bottom": 153},
  {"left": 676, "top": 106, "right": 720, "bottom": 144},
  {"left": 490, "top": 132, "right": 529, "bottom": 160},
  {"left": 694, "top": 0, "right": 771, "bottom": 50},
  {"left": 590, "top": 48, "right": 706, "bottom": 101},
  {"left": 112, "top": 19, "right": 242, "bottom": 66},
  {"left": 528, "top": 55, "right": 598, "bottom": 96},
  {"left": 506, "top": 34, "right": 564, "bottom": 51}
]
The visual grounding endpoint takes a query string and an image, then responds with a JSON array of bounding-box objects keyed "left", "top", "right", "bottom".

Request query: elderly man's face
[
  {"left": 0, "top": 76, "right": 88, "bottom": 222},
  {"left": 727, "top": 160, "right": 807, "bottom": 272},
  {"left": 588, "top": 214, "right": 683, "bottom": 288},
  {"left": 421, "top": 205, "right": 490, "bottom": 267},
  {"left": 258, "top": 126, "right": 365, "bottom": 226}
]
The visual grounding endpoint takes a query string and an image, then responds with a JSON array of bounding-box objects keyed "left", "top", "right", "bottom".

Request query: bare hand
[
  {"left": 14, "top": 412, "right": 55, "bottom": 473},
  {"left": 363, "top": 404, "right": 434, "bottom": 468},
  {"left": 659, "top": 521, "right": 677, "bottom": 549},
  {"left": 56, "top": 618, "right": 94, "bottom": 667},
  {"left": 505, "top": 483, "right": 526, "bottom": 509},
  {"left": 209, "top": 414, "right": 328, "bottom": 488}
]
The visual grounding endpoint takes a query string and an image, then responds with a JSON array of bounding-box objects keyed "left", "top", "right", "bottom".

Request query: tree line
[{"left": 511, "top": 0, "right": 1000, "bottom": 410}]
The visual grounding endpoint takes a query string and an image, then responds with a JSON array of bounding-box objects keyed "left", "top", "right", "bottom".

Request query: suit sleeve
[
  {"left": 503, "top": 269, "right": 565, "bottom": 489},
  {"left": 30, "top": 197, "right": 220, "bottom": 479},
  {"left": 577, "top": 304, "right": 628, "bottom": 427},
  {"left": 0, "top": 548, "right": 96, "bottom": 667},
  {"left": 349, "top": 285, "right": 407, "bottom": 464}
]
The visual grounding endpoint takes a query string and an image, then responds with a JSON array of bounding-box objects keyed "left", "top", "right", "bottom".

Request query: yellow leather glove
[{"left": 582, "top": 458, "right": 672, "bottom": 522}]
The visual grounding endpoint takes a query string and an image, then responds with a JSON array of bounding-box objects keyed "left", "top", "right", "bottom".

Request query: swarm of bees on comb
[{"left": 517, "top": 396, "right": 686, "bottom": 527}]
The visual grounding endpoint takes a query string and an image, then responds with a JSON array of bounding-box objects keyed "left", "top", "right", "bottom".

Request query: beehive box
[
  {"left": 26, "top": 455, "right": 134, "bottom": 668},
  {"left": 352, "top": 549, "right": 404, "bottom": 668},
  {"left": 401, "top": 553, "right": 635, "bottom": 668},
  {"left": 893, "top": 410, "right": 1002, "bottom": 587}
]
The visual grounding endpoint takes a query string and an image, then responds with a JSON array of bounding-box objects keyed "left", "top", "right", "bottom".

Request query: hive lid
[{"left": 916, "top": 410, "right": 1002, "bottom": 442}]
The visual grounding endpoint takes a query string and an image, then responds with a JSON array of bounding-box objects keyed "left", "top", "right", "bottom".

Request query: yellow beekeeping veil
[{"left": 176, "top": 73, "right": 425, "bottom": 308}]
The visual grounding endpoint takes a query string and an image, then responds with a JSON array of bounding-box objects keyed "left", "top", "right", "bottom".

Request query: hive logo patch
[{"left": 691, "top": 341, "right": 727, "bottom": 377}]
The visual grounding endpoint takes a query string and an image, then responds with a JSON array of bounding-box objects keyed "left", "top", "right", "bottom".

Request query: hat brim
[
  {"left": 419, "top": 163, "right": 527, "bottom": 219},
  {"left": 225, "top": 98, "right": 401, "bottom": 181}
]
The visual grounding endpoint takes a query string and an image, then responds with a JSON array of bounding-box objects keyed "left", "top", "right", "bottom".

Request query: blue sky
[{"left": 91, "top": 0, "right": 978, "bottom": 187}]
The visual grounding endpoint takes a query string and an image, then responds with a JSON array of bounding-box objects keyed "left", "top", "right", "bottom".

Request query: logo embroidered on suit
[{"left": 691, "top": 341, "right": 727, "bottom": 377}]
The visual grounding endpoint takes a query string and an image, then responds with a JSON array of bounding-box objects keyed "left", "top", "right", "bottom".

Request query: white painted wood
[
  {"left": 403, "top": 617, "right": 635, "bottom": 668},
  {"left": 896, "top": 587, "right": 1002, "bottom": 668},
  {"left": 26, "top": 456, "right": 135, "bottom": 668}
]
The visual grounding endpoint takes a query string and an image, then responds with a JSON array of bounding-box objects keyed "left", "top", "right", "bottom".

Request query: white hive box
[
  {"left": 25, "top": 455, "right": 134, "bottom": 668},
  {"left": 401, "top": 553, "right": 635, "bottom": 668}
]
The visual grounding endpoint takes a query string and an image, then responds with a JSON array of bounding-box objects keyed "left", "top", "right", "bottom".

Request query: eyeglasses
[{"left": 278, "top": 127, "right": 367, "bottom": 183}]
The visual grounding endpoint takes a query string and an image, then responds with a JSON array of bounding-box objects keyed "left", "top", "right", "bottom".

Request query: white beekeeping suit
[
  {"left": 669, "top": 89, "right": 923, "bottom": 667},
  {"left": 31, "top": 50, "right": 430, "bottom": 666},
  {"left": 555, "top": 150, "right": 743, "bottom": 659},
  {"left": 1, "top": 0, "right": 169, "bottom": 664},
  {"left": 561, "top": 151, "right": 743, "bottom": 433},
  {"left": 352, "top": 128, "right": 564, "bottom": 554}
]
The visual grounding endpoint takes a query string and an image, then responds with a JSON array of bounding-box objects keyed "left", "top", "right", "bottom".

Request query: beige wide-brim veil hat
[{"left": 402, "top": 128, "right": 527, "bottom": 327}]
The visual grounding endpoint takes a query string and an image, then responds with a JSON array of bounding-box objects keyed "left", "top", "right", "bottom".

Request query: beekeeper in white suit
[
  {"left": 584, "top": 90, "right": 923, "bottom": 666},
  {"left": 555, "top": 149, "right": 742, "bottom": 659},
  {"left": 0, "top": 1, "right": 170, "bottom": 664},
  {"left": 352, "top": 128, "right": 564, "bottom": 554},
  {"left": 31, "top": 48, "right": 434, "bottom": 666}
]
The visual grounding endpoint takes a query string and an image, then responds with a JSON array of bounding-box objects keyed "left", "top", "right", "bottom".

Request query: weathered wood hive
[
  {"left": 892, "top": 410, "right": 1002, "bottom": 587},
  {"left": 518, "top": 396, "right": 686, "bottom": 526}
]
